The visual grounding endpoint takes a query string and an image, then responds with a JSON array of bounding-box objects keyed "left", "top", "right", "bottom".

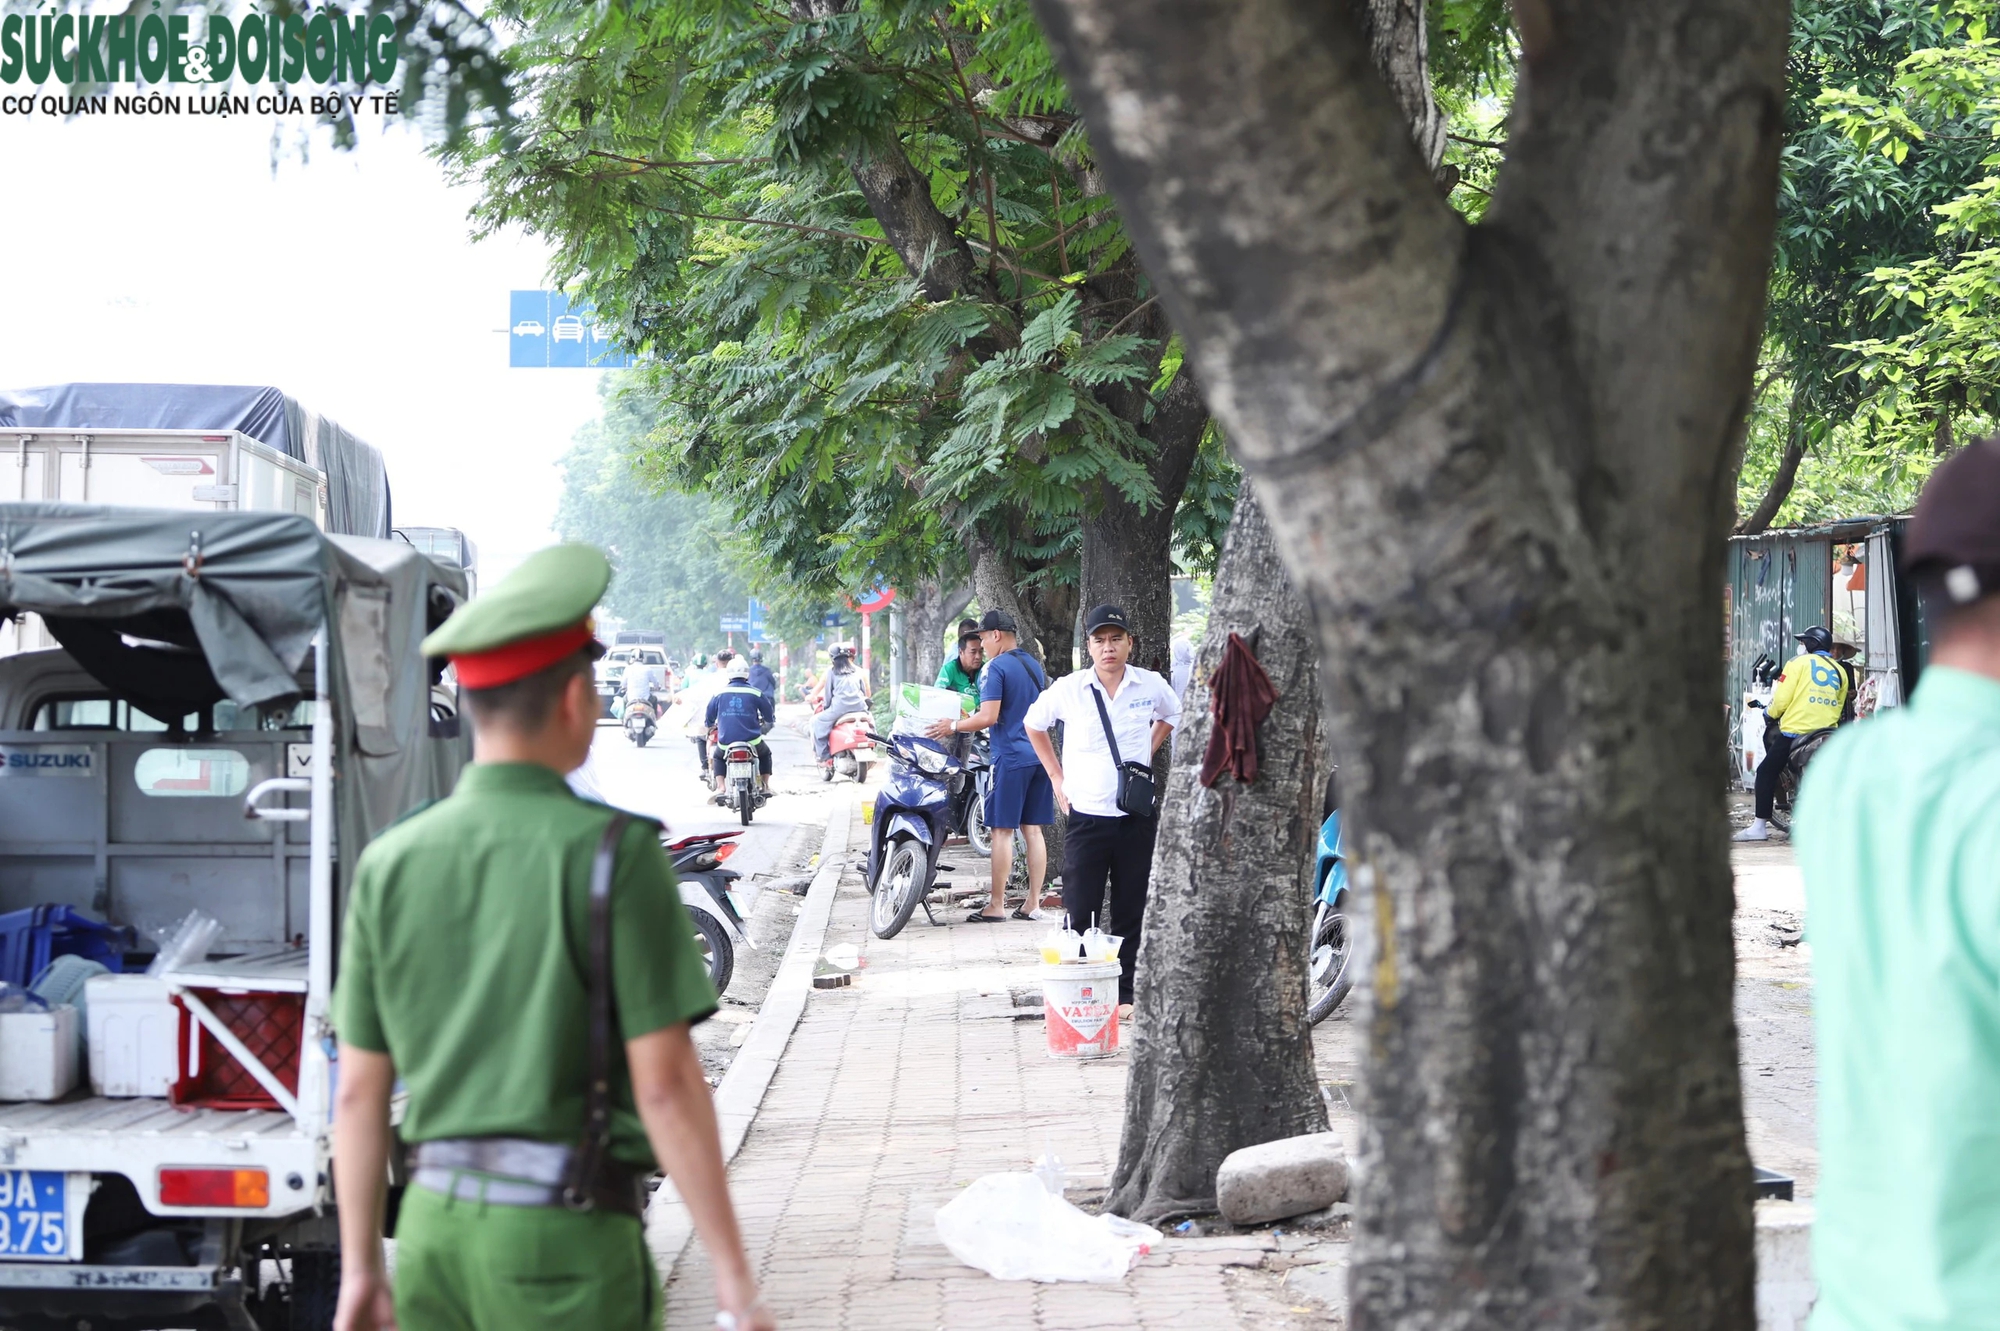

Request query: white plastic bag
[{"left": 933, "top": 1173, "right": 1161, "bottom": 1283}]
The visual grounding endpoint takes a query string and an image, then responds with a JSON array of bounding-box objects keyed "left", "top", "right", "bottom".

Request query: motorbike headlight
[{"left": 915, "top": 747, "right": 948, "bottom": 775}]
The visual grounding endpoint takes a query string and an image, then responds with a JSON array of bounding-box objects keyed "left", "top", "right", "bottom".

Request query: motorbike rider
[
  {"left": 682, "top": 652, "right": 719, "bottom": 773},
  {"left": 812, "top": 646, "right": 871, "bottom": 763},
  {"left": 747, "top": 650, "right": 779, "bottom": 707},
  {"left": 707, "top": 656, "right": 776, "bottom": 803},
  {"left": 1737, "top": 625, "right": 1850, "bottom": 842}
]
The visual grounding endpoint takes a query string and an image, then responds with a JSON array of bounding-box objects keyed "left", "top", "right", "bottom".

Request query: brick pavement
[{"left": 663, "top": 850, "right": 1346, "bottom": 1330}]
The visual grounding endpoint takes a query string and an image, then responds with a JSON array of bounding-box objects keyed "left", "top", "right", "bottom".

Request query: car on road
[
  {"left": 511, "top": 319, "right": 545, "bottom": 337},
  {"left": 553, "top": 315, "right": 586, "bottom": 342}
]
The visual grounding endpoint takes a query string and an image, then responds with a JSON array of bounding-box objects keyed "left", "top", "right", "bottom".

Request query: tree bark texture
[
  {"left": 1032, "top": 0, "right": 1783, "bottom": 1326},
  {"left": 1107, "top": 484, "right": 1329, "bottom": 1223},
  {"left": 901, "top": 579, "right": 973, "bottom": 686}
]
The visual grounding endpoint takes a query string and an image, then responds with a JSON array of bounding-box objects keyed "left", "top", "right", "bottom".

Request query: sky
[{"left": 0, "top": 106, "right": 611, "bottom": 583}]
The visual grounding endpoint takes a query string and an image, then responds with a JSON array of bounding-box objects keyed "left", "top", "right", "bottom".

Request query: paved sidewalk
[{"left": 663, "top": 841, "right": 1343, "bottom": 1329}]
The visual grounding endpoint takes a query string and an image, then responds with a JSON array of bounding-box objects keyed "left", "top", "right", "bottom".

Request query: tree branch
[{"left": 1029, "top": 0, "right": 1463, "bottom": 480}]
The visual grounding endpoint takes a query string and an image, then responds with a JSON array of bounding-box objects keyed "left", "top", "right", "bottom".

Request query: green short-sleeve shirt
[
  {"left": 1797, "top": 667, "right": 2000, "bottom": 1328},
  {"left": 332, "top": 763, "right": 717, "bottom": 1168},
  {"left": 936, "top": 657, "right": 981, "bottom": 708}
]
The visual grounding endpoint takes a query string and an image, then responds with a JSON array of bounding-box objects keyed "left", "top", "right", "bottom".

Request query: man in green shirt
[
  {"left": 1798, "top": 437, "right": 2000, "bottom": 1329},
  {"left": 329, "top": 545, "right": 771, "bottom": 1331},
  {"left": 935, "top": 619, "right": 984, "bottom": 706}
]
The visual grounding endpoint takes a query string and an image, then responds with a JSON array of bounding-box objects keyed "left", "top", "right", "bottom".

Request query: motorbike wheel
[
  {"left": 1307, "top": 895, "right": 1354, "bottom": 1025},
  {"left": 871, "top": 838, "right": 927, "bottom": 940},
  {"left": 967, "top": 797, "right": 992, "bottom": 857},
  {"left": 685, "top": 905, "right": 736, "bottom": 996},
  {"left": 737, "top": 782, "right": 755, "bottom": 827}
]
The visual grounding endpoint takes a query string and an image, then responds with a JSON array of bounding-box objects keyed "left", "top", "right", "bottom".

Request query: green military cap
[{"left": 422, "top": 544, "right": 611, "bottom": 687}]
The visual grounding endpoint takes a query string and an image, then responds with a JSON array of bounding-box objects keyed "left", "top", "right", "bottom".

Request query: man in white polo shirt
[{"left": 1025, "top": 604, "right": 1180, "bottom": 1015}]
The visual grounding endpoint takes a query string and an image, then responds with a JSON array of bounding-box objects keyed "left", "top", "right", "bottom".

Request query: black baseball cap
[
  {"left": 1907, "top": 436, "right": 2000, "bottom": 605},
  {"left": 1083, "top": 603, "right": 1131, "bottom": 635},
  {"left": 978, "top": 609, "right": 1018, "bottom": 634}
]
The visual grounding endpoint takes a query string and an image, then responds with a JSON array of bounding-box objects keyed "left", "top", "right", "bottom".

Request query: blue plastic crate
[{"left": 0, "top": 906, "right": 133, "bottom": 988}]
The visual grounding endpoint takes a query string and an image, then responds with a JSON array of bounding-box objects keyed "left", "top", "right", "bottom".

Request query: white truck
[
  {"left": 0, "top": 383, "right": 393, "bottom": 660},
  {"left": 0, "top": 503, "right": 466, "bottom": 1330}
]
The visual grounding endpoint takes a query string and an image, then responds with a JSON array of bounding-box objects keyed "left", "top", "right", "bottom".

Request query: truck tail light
[{"left": 159, "top": 1168, "right": 269, "bottom": 1208}]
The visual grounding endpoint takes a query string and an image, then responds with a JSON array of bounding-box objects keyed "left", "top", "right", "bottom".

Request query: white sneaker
[{"left": 1733, "top": 821, "right": 1770, "bottom": 842}]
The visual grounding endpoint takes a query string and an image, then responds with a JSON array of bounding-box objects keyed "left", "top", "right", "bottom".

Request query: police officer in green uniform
[
  {"left": 1797, "top": 437, "right": 2000, "bottom": 1329},
  {"left": 329, "top": 545, "right": 773, "bottom": 1331}
]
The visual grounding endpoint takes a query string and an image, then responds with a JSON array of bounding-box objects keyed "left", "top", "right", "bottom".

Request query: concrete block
[
  {"left": 1756, "top": 1200, "right": 1816, "bottom": 1331},
  {"left": 1215, "top": 1133, "right": 1350, "bottom": 1226}
]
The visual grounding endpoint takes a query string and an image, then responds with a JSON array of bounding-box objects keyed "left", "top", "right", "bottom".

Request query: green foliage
[
  {"left": 1815, "top": 2, "right": 2000, "bottom": 440},
  {"left": 447, "top": 0, "right": 1218, "bottom": 602},
  {"left": 555, "top": 416, "right": 754, "bottom": 657}
]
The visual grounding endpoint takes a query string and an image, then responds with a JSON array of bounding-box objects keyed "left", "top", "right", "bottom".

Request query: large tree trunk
[
  {"left": 1033, "top": 0, "right": 1783, "bottom": 1325},
  {"left": 901, "top": 579, "right": 973, "bottom": 685},
  {"left": 1108, "top": 484, "right": 1328, "bottom": 1222}
]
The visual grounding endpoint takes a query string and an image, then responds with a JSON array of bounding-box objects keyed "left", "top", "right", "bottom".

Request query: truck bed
[{"left": 0, "top": 1096, "right": 318, "bottom": 1219}]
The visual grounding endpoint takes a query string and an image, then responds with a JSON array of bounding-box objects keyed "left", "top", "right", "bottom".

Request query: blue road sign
[
  {"left": 747, "top": 598, "right": 768, "bottom": 637},
  {"left": 821, "top": 612, "right": 844, "bottom": 629},
  {"left": 720, "top": 616, "right": 750, "bottom": 633},
  {"left": 509, "top": 291, "right": 638, "bottom": 369}
]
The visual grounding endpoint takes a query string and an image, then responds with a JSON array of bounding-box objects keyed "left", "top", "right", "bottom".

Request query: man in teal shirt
[{"left": 1798, "top": 436, "right": 2000, "bottom": 1329}]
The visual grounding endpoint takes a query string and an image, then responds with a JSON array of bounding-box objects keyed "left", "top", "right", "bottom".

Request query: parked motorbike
[
  {"left": 822, "top": 710, "right": 878, "bottom": 783},
  {"left": 865, "top": 731, "right": 962, "bottom": 939},
  {"left": 949, "top": 733, "right": 992, "bottom": 854},
  {"left": 663, "top": 828, "right": 760, "bottom": 995},
  {"left": 624, "top": 691, "right": 660, "bottom": 747},
  {"left": 1308, "top": 790, "right": 1354, "bottom": 1025}
]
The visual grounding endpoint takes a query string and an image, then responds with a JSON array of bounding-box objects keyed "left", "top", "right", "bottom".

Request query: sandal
[
  {"left": 1010, "top": 908, "right": 1043, "bottom": 922},
  {"left": 965, "top": 910, "right": 1006, "bottom": 924}
]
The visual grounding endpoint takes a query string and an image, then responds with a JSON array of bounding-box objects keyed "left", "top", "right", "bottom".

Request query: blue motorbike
[
  {"left": 866, "top": 731, "right": 962, "bottom": 939},
  {"left": 1308, "top": 808, "right": 1355, "bottom": 1024}
]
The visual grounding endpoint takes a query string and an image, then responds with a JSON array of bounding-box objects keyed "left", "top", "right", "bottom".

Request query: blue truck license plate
[{"left": 0, "top": 1171, "right": 71, "bottom": 1259}]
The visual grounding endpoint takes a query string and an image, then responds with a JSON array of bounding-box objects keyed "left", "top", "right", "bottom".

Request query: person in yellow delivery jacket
[{"left": 1736, "top": 624, "right": 1850, "bottom": 842}]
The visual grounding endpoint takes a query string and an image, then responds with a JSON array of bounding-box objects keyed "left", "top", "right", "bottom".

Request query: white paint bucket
[{"left": 1042, "top": 961, "right": 1122, "bottom": 1060}]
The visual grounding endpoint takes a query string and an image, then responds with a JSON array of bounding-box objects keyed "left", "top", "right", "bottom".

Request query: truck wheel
[
  {"left": 686, "top": 906, "right": 735, "bottom": 995},
  {"left": 291, "top": 1246, "right": 341, "bottom": 1331}
]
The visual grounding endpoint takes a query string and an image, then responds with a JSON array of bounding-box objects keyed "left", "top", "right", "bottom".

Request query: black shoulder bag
[
  {"left": 1090, "top": 685, "right": 1159, "bottom": 818},
  {"left": 564, "top": 812, "right": 643, "bottom": 1215}
]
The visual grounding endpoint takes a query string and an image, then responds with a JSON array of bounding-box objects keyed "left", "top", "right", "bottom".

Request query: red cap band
[{"left": 451, "top": 622, "right": 596, "bottom": 689}]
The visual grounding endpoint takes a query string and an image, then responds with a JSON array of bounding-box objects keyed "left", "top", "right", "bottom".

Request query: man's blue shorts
[{"left": 986, "top": 762, "right": 1054, "bottom": 830}]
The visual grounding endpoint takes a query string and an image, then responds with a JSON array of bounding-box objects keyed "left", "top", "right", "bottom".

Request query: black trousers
[
  {"left": 1754, "top": 730, "right": 1796, "bottom": 820},
  {"left": 712, "top": 739, "right": 773, "bottom": 777},
  {"left": 1061, "top": 811, "right": 1158, "bottom": 1004}
]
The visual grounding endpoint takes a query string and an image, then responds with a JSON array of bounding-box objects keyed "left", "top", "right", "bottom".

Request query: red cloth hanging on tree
[{"left": 1200, "top": 632, "right": 1278, "bottom": 786}]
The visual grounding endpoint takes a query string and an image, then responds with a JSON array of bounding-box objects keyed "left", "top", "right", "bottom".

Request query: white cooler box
[
  {"left": 0, "top": 1005, "right": 79, "bottom": 1101},
  {"left": 85, "top": 974, "right": 179, "bottom": 1097}
]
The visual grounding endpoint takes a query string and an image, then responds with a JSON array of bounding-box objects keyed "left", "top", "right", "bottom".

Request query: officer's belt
[{"left": 410, "top": 1138, "right": 647, "bottom": 1218}]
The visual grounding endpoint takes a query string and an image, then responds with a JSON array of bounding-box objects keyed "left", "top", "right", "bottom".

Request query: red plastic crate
[{"left": 171, "top": 989, "right": 304, "bottom": 1111}]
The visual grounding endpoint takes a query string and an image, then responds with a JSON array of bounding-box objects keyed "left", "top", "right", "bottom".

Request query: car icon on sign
[
  {"left": 553, "top": 316, "right": 586, "bottom": 342},
  {"left": 590, "top": 322, "right": 611, "bottom": 342},
  {"left": 511, "top": 320, "right": 545, "bottom": 337}
]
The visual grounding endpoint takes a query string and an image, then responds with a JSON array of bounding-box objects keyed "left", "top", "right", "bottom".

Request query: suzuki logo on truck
[{"left": 0, "top": 746, "right": 93, "bottom": 776}]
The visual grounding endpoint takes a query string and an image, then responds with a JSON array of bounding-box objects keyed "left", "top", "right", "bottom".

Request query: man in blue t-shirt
[{"left": 928, "top": 609, "right": 1051, "bottom": 923}]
